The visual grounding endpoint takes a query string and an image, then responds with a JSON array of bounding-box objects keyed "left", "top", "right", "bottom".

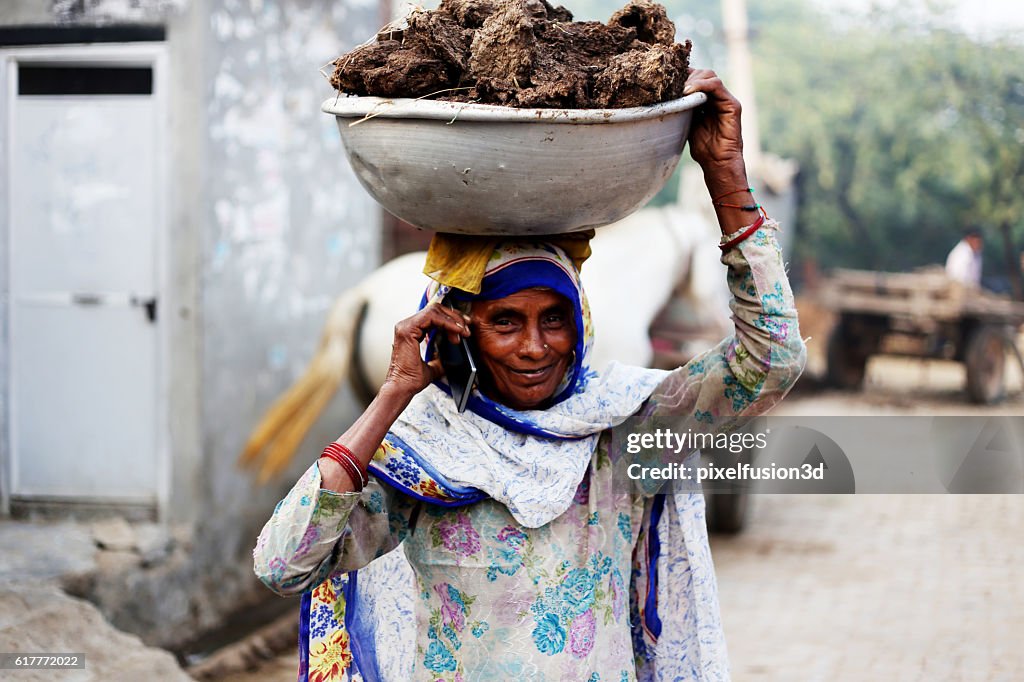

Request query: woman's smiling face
[{"left": 469, "top": 287, "right": 576, "bottom": 411}]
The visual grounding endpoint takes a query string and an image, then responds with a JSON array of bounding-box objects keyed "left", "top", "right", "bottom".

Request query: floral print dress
[{"left": 254, "top": 221, "right": 806, "bottom": 681}]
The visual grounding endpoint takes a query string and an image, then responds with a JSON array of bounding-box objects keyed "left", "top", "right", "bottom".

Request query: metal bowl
[{"left": 322, "top": 93, "right": 707, "bottom": 235}]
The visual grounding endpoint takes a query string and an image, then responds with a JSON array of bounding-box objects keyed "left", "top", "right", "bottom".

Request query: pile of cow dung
[{"left": 329, "top": 0, "right": 692, "bottom": 109}]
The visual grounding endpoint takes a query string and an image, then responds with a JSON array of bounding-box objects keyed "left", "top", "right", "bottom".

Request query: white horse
[{"left": 240, "top": 205, "right": 730, "bottom": 480}]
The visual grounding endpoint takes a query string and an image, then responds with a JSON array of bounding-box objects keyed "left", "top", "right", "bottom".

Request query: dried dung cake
[{"left": 330, "top": 0, "right": 692, "bottom": 109}]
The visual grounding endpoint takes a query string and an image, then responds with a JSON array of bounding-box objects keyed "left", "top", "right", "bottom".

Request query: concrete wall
[
  {"left": 192, "top": 0, "right": 381, "bottom": 642},
  {"left": 0, "top": 0, "right": 381, "bottom": 648}
]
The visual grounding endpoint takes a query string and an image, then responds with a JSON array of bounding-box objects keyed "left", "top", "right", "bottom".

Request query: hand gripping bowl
[{"left": 322, "top": 92, "right": 707, "bottom": 236}]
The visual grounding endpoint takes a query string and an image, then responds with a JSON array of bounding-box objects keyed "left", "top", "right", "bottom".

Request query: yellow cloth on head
[{"left": 423, "top": 230, "right": 595, "bottom": 294}]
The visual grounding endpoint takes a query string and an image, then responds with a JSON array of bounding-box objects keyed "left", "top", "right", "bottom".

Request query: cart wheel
[
  {"left": 705, "top": 489, "right": 750, "bottom": 534},
  {"left": 965, "top": 325, "right": 1006, "bottom": 404},
  {"left": 702, "top": 445, "right": 753, "bottom": 534},
  {"left": 826, "top": 324, "right": 867, "bottom": 390}
]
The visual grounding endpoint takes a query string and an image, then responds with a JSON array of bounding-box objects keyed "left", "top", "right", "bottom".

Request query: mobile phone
[{"left": 436, "top": 322, "right": 477, "bottom": 413}]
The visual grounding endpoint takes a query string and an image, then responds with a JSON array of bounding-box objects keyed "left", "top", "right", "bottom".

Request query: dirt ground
[
  {"left": 713, "top": 495, "right": 1023, "bottom": 681},
  {"left": 216, "top": 655, "right": 297, "bottom": 682},
  {"left": 215, "top": 356, "right": 1024, "bottom": 681}
]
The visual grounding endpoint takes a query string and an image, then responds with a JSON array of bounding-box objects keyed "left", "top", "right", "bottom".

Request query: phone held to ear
[{"left": 436, "top": 312, "right": 477, "bottom": 413}]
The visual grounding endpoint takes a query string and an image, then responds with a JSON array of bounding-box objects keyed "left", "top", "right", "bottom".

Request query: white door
[{"left": 5, "top": 49, "right": 165, "bottom": 505}]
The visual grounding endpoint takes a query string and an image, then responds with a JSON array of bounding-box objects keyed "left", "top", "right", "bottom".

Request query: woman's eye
[{"left": 545, "top": 314, "right": 566, "bottom": 327}]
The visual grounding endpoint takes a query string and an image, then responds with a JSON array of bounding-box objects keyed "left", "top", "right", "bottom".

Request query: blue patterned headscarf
[{"left": 419, "top": 241, "right": 597, "bottom": 433}]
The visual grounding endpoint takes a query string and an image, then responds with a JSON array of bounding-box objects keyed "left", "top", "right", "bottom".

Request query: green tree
[{"left": 749, "top": 0, "right": 1024, "bottom": 291}]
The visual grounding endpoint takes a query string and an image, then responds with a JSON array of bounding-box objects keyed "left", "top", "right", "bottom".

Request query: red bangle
[
  {"left": 711, "top": 186, "right": 754, "bottom": 203},
  {"left": 719, "top": 213, "right": 766, "bottom": 252},
  {"left": 321, "top": 450, "right": 363, "bottom": 493},
  {"left": 714, "top": 202, "right": 761, "bottom": 211},
  {"left": 323, "top": 449, "right": 365, "bottom": 492},
  {"left": 327, "top": 440, "right": 368, "bottom": 489},
  {"left": 320, "top": 442, "right": 368, "bottom": 492}
]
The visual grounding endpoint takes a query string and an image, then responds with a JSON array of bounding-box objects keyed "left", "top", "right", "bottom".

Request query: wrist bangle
[
  {"left": 331, "top": 442, "right": 369, "bottom": 489},
  {"left": 320, "top": 451, "right": 364, "bottom": 493},
  {"left": 320, "top": 442, "right": 368, "bottom": 492},
  {"left": 719, "top": 213, "right": 765, "bottom": 252},
  {"left": 711, "top": 186, "right": 754, "bottom": 203},
  {"left": 714, "top": 202, "right": 761, "bottom": 211}
]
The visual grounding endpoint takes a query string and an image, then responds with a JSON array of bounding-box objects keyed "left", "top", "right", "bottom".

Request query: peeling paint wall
[
  {"left": 196, "top": 0, "right": 381, "bottom": 632},
  {"left": 0, "top": 0, "right": 188, "bottom": 25},
  {"left": 49, "top": 0, "right": 188, "bottom": 23}
]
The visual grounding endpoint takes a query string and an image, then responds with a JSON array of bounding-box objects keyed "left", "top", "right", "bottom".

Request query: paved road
[{"left": 712, "top": 492, "right": 1024, "bottom": 681}]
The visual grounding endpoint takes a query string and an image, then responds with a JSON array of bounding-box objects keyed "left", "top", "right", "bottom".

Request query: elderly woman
[{"left": 254, "top": 71, "right": 805, "bottom": 682}]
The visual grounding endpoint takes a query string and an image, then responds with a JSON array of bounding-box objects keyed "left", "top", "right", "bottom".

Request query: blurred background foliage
[{"left": 560, "top": 0, "right": 1024, "bottom": 291}]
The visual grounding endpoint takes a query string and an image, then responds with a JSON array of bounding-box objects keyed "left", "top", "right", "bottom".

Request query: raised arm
[
  {"left": 253, "top": 300, "right": 470, "bottom": 594},
  {"left": 643, "top": 70, "right": 806, "bottom": 421},
  {"left": 684, "top": 69, "right": 763, "bottom": 238},
  {"left": 318, "top": 301, "right": 470, "bottom": 493}
]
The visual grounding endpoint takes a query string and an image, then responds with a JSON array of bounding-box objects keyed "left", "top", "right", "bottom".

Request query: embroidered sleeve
[
  {"left": 642, "top": 219, "right": 806, "bottom": 422},
  {"left": 253, "top": 460, "right": 415, "bottom": 596}
]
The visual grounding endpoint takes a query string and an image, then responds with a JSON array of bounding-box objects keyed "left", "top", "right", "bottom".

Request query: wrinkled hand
[
  {"left": 383, "top": 302, "right": 470, "bottom": 397},
  {"left": 683, "top": 69, "right": 745, "bottom": 174}
]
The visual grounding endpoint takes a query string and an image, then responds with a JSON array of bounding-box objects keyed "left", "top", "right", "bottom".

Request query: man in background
[{"left": 945, "top": 227, "right": 984, "bottom": 287}]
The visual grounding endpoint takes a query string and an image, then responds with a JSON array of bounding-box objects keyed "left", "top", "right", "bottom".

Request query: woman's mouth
[{"left": 510, "top": 364, "right": 554, "bottom": 380}]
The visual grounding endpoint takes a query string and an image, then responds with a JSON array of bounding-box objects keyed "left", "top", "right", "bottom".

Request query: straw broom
[{"left": 238, "top": 287, "right": 366, "bottom": 482}]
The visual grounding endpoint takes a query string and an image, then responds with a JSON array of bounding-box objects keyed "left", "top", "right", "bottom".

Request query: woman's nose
[{"left": 518, "top": 324, "right": 547, "bottom": 358}]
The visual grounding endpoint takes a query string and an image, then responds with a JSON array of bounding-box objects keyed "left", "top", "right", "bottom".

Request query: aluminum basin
[{"left": 322, "top": 93, "right": 707, "bottom": 235}]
